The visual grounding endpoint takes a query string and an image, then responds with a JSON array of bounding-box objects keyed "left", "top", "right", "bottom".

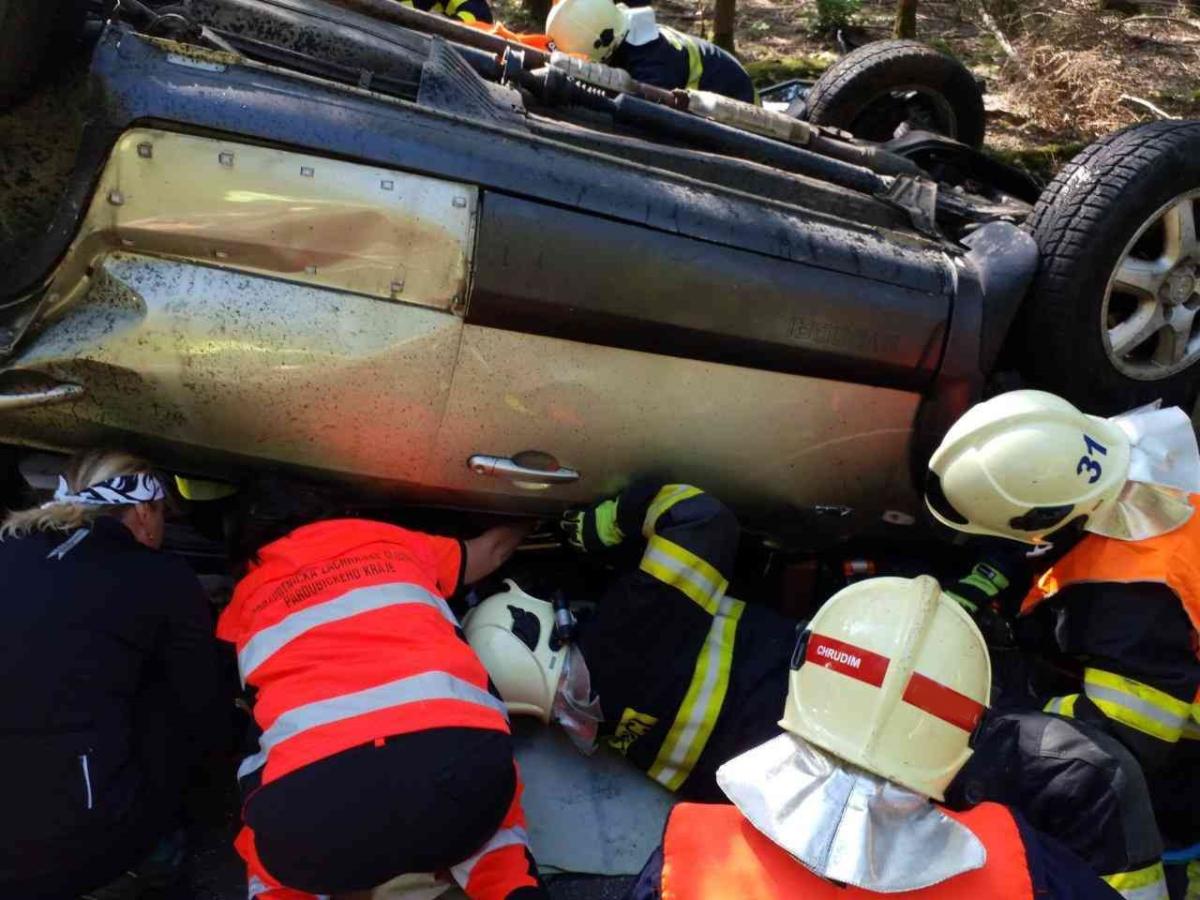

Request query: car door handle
[
  {"left": 468, "top": 454, "right": 580, "bottom": 485},
  {"left": 0, "top": 382, "right": 85, "bottom": 411}
]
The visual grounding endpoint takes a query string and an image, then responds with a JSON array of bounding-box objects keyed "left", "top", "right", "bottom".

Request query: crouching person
[
  {"left": 220, "top": 484, "right": 546, "bottom": 900},
  {"left": 629, "top": 576, "right": 1121, "bottom": 899},
  {"left": 467, "top": 481, "right": 1163, "bottom": 893},
  {"left": 0, "top": 451, "right": 226, "bottom": 899}
]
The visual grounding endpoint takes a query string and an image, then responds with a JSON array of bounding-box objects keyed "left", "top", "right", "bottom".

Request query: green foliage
[
  {"left": 744, "top": 53, "right": 835, "bottom": 87},
  {"left": 813, "top": 0, "right": 862, "bottom": 31},
  {"left": 986, "top": 142, "right": 1087, "bottom": 185}
]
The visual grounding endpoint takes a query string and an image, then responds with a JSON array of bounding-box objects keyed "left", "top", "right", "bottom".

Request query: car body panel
[
  {"left": 0, "top": 254, "right": 462, "bottom": 487},
  {"left": 5, "top": 27, "right": 947, "bottom": 308},
  {"left": 469, "top": 193, "right": 952, "bottom": 390},
  {"left": 428, "top": 325, "right": 923, "bottom": 526},
  {"left": 40, "top": 128, "right": 477, "bottom": 320},
  {"left": 0, "top": 23, "right": 1041, "bottom": 531}
]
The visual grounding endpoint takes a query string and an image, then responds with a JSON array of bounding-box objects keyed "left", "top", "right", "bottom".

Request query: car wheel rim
[
  {"left": 1103, "top": 189, "right": 1200, "bottom": 381},
  {"left": 849, "top": 86, "right": 958, "bottom": 142}
]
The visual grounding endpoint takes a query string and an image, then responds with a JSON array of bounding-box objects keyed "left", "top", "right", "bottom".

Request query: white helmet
[
  {"left": 781, "top": 575, "right": 991, "bottom": 801},
  {"left": 926, "top": 390, "right": 1132, "bottom": 544},
  {"left": 546, "top": 0, "right": 630, "bottom": 62},
  {"left": 463, "top": 580, "right": 567, "bottom": 721}
]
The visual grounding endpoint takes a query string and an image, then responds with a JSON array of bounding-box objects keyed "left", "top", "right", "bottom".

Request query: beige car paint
[
  {"left": 0, "top": 128, "right": 923, "bottom": 524},
  {"left": 36, "top": 128, "right": 477, "bottom": 323},
  {"left": 1, "top": 254, "right": 462, "bottom": 489},
  {"left": 430, "top": 326, "right": 922, "bottom": 520}
]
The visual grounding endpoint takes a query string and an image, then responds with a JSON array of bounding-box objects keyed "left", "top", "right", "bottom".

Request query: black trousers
[{"left": 245, "top": 727, "right": 518, "bottom": 894}]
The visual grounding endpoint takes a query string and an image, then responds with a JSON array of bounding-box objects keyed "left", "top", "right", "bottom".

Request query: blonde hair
[{"left": 0, "top": 450, "right": 155, "bottom": 540}]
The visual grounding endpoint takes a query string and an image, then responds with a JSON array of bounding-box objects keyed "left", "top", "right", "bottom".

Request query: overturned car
[{"left": 1, "top": 0, "right": 1199, "bottom": 542}]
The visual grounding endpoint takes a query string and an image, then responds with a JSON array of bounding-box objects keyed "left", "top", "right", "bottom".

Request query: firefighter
[
  {"left": 401, "top": 0, "right": 494, "bottom": 24},
  {"left": 219, "top": 482, "right": 545, "bottom": 900},
  {"left": 627, "top": 575, "right": 1121, "bottom": 899},
  {"left": 0, "top": 451, "right": 226, "bottom": 900},
  {"left": 926, "top": 389, "right": 1200, "bottom": 899},
  {"left": 545, "top": 0, "right": 756, "bottom": 104},
  {"left": 464, "top": 481, "right": 1163, "bottom": 896}
]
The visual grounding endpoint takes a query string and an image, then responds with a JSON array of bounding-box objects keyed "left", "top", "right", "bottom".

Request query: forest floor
[{"left": 493, "top": 0, "right": 1200, "bottom": 180}]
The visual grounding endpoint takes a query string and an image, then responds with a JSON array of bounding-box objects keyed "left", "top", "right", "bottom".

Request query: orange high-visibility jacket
[
  {"left": 219, "top": 518, "right": 509, "bottom": 787},
  {"left": 1023, "top": 495, "right": 1200, "bottom": 632},
  {"left": 220, "top": 519, "right": 534, "bottom": 900},
  {"left": 659, "top": 802, "right": 1035, "bottom": 899}
]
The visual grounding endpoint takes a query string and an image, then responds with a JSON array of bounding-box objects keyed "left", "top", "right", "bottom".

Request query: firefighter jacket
[
  {"left": 219, "top": 519, "right": 536, "bottom": 900},
  {"left": 1021, "top": 496, "right": 1200, "bottom": 765},
  {"left": 946, "top": 711, "right": 1167, "bottom": 900},
  {"left": 637, "top": 802, "right": 1121, "bottom": 900},
  {"left": 609, "top": 27, "right": 756, "bottom": 103},
  {"left": 402, "top": 0, "right": 493, "bottom": 24},
  {"left": 576, "top": 483, "right": 797, "bottom": 799}
]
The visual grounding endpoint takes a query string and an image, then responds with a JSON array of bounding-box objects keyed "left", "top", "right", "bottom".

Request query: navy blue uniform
[
  {"left": 0, "top": 518, "right": 225, "bottom": 898},
  {"left": 609, "top": 27, "right": 755, "bottom": 103},
  {"left": 403, "top": 0, "right": 493, "bottom": 24},
  {"left": 575, "top": 482, "right": 795, "bottom": 800}
]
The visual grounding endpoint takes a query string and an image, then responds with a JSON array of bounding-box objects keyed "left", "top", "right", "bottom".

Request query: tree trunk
[
  {"left": 523, "top": 0, "right": 552, "bottom": 30},
  {"left": 894, "top": 0, "right": 918, "bottom": 37},
  {"left": 713, "top": 0, "right": 736, "bottom": 53}
]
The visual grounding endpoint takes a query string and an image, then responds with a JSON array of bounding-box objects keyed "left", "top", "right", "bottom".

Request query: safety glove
[
  {"left": 944, "top": 547, "right": 1027, "bottom": 649},
  {"left": 560, "top": 496, "right": 624, "bottom": 553}
]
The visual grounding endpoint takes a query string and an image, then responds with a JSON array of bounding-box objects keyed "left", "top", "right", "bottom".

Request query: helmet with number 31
[{"left": 925, "top": 390, "right": 1132, "bottom": 543}]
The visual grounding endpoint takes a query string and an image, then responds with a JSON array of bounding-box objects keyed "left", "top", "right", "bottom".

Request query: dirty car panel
[
  {"left": 47, "top": 128, "right": 479, "bottom": 313},
  {"left": 0, "top": 18, "right": 1039, "bottom": 530},
  {"left": 1, "top": 254, "right": 462, "bottom": 491}
]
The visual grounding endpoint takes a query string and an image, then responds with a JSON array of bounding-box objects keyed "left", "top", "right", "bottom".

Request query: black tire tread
[
  {"left": 805, "top": 40, "right": 986, "bottom": 148},
  {"left": 1022, "top": 120, "right": 1200, "bottom": 411}
]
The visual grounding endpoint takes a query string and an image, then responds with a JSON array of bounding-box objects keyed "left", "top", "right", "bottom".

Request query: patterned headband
[{"left": 51, "top": 472, "right": 166, "bottom": 507}]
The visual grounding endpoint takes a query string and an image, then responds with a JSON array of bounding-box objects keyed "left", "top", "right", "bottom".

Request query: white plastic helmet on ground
[
  {"left": 781, "top": 575, "right": 991, "bottom": 801},
  {"left": 463, "top": 579, "right": 567, "bottom": 721},
  {"left": 926, "top": 389, "right": 1132, "bottom": 544},
  {"left": 545, "top": 0, "right": 631, "bottom": 62}
]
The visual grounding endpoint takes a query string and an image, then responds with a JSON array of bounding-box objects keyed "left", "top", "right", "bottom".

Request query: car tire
[
  {"left": 803, "top": 40, "right": 986, "bottom": 148},
  {"left": 1021, "top": 120, "right": 1200, "bottom": 413},
  {"left": 0, "top": 0, "right": 86, "bottom": 110}
]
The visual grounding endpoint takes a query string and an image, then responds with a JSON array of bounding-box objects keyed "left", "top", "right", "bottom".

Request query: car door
[
  {"left": 427, "top": 192, "right": 954, "bottom": 528},
  {"left": 0, "top": 129, "right": 475, "bottom": 490}
]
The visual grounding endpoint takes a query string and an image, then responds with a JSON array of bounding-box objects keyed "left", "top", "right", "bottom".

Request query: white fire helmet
[
  {"left": 926, "top": 389, "right": 1135, "bottom": 544},
  {"left": 463, "top": 580, "right": 567, "bottom": 721},
  {"left": 545, "top": 0, "right": 631, "bottom": 62},
  {"left": 781, "top": 575, "right": 991, "bottom": 801}
]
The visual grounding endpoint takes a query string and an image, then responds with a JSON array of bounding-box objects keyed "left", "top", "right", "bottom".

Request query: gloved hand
[
  {"left": 972, "top": 602, "right": 1016, "bottom": 648},
  {"left": 560, "top": 497, "right": 624, "bottom": 553}
]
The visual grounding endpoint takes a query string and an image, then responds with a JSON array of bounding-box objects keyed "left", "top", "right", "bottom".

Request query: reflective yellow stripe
[
  {"left": 640, "top": 535, "right": 727, "bottom": 615},
  {"left": 443, "top": 0, "right": 475, "bottom": 22},
  {"left": 658, "top": 27, "right": 703, "bottom": 90},
  {"left": 1186, "top": 860, "right": 1200, "bottom": 900},
  {"left": 1103, "top": 862, "right": 1169, "bottom": 900},
  {"left": 1084, "top": 668, "right": 1190, "bottom": 743},
  {"left": 1185, "top": 706, "right": 1200, "bottom": 740},
  {"left": 1044, "top": 694, "right": 1079, "bottom": 717},
  {"left": 647, "top": 593, "right": 744, "bottom": 790},
  {"left": 642, "top": 484, "right": 704, "bottom": 537}
]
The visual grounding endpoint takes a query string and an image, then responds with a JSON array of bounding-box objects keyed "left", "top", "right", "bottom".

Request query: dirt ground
[{"left": 495, "top": 0, "right": 1200, "bottom": 174}]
